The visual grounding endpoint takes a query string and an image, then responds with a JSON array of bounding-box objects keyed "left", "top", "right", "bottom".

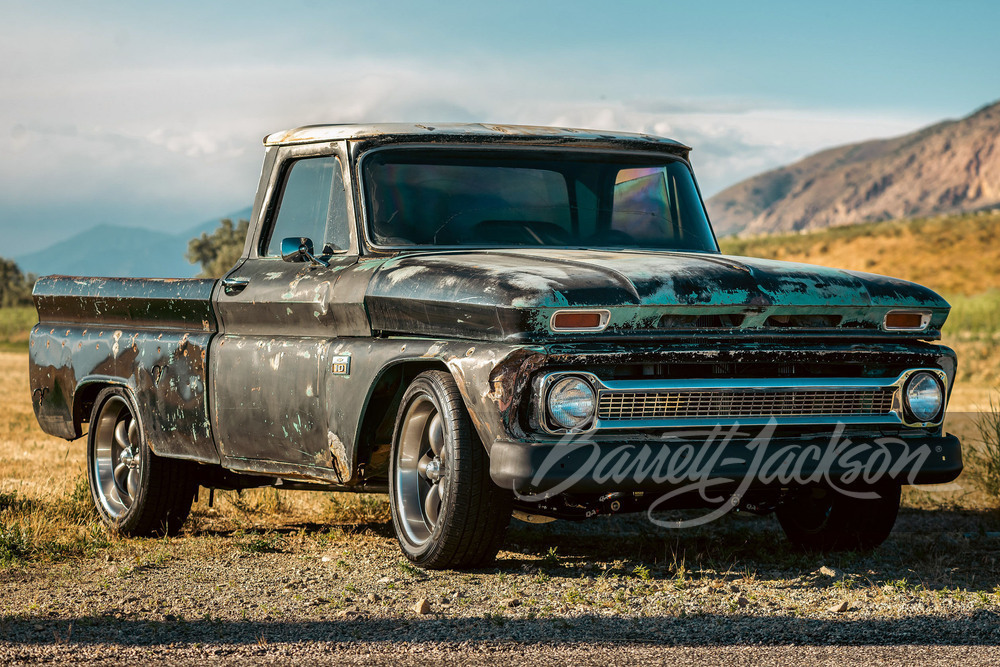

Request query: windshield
[{"left": 362, "top": 148, "right": 718, "bottom": 252}]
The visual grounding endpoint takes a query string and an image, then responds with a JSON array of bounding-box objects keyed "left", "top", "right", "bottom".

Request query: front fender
[{"left": 328, "top": 339, "right": 545, "bottom": 482}]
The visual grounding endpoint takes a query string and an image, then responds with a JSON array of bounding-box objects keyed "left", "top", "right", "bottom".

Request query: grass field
[
  {"left": 0, "top": 348, "right": 388, "bottom": 566},
  {"left": 0, "top": 306, "right": 35, "bottom": 351},
  {"left": 2, "top": 211, "right": 999, "bottom": 566}
]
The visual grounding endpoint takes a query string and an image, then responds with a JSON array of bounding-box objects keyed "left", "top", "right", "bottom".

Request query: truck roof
[{"left": 262, "top": 123, "right": 690, "bottom": 152}]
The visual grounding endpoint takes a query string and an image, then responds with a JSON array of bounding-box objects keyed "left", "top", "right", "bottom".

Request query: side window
[{"left": 264, "top": 155, "right": 351, "bottom": 256}]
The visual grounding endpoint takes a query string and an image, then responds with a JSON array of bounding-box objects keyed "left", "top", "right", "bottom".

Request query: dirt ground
[{"left": 3, "top": 351, "right": 1000, "bottom": 664}]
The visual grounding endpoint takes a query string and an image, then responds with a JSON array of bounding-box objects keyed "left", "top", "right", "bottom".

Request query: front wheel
[
  {"left": 389, "top": 371, "right": 512, "bottom": 569},
  {"left": 776, "top": 485, "right": 901, "bottom": 551},
  {"left": 87, "top": 387, "right": 196, "bottom": 536}
]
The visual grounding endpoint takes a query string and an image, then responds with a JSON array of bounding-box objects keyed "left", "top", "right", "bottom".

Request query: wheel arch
[
  {"left": 353, "top": 359, "right": 453, "bottom": 475},
  {"left": 73, "top": 376, "right": 134, "bottom": 441}
]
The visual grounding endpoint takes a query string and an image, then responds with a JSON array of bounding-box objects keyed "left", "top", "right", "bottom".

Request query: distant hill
[
  {"left": 16, "top": 207, "right": 251, "bottom": 278},
  {"left": 707, "top": 101, "right": 1000, "bottom": 236}
]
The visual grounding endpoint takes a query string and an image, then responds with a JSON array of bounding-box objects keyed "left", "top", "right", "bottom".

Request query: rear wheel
[
  {"left": 776, "top": 485, "right": 901, "bottom": 551},
  {"left": 389, "top": 370, "right": 512, "bottom": 569},
  {"left": 87, "top": 387, "right": 195, "bottom": 536}
]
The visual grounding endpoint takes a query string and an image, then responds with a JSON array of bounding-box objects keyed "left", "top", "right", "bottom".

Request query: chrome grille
[{"left": 598, "top": 388, "right": 896, "bottom": 421}]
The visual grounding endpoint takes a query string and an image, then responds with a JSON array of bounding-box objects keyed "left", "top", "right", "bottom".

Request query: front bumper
[{"left": 489, "top": 431, "right": 962, "bottom": 497}]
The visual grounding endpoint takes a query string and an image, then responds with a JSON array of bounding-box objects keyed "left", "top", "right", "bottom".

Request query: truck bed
[{"left": 28, "top": 276, "right": 221, "bottom": 464}]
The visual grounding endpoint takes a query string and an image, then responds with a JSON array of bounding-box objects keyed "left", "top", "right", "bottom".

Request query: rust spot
[
  {"left": 488, "top": 349, "right": 547, "bottom": 413},
  {"left": 325, "top": 431, "right": 350, "bottom": 482}
]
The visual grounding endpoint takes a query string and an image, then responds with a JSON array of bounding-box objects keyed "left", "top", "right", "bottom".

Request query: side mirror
[
  {"left": 280, "top": 236, "right": 313, "bottom": 262},
  {"left": 280, "top": 237, "right": 329, "bottom": 267}
]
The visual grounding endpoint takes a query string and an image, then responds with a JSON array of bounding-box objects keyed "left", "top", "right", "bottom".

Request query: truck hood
[{"left": 364, "top": 249, "right": 950, "bottom": 341}]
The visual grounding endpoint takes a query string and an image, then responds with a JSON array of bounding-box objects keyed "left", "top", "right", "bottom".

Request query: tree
[
  {"left": 0, "top": 257, "right": 35, "bottom": 308},
  {"left": 186, "top": 218, "right": 249, "bottom": 278}
]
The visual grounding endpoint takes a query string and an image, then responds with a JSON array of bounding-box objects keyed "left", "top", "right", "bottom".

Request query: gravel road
[{"left": 3, "top": 506, "right": 1000, "bottom": 664}]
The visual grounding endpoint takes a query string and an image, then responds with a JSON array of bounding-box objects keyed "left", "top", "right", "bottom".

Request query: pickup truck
[{"left": 29, "top": 123, "right": 962, "bottom": 568}]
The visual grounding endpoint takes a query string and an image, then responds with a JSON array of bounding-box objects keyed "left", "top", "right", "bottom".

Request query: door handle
[{"left": 222, "top": 277, "right": 250, "bottom": 296}]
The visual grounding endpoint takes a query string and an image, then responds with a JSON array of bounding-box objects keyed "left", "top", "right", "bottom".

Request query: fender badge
[{"left": 331, "top": 355, "right": 351, "bottom": 375}]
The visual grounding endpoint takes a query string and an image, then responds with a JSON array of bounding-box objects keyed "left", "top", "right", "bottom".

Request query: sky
[{"left": 2, "top": 0, "right": 998, "bottom": 257}]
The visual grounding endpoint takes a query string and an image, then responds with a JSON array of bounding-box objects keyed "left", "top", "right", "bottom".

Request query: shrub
[{"left": 968, "top": 394, "right": 1000, "bottom": 501}]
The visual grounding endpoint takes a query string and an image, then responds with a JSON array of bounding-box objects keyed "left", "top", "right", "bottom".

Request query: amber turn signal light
[
  {"left": 550, "top": 310, "right": 610, "bottom": 332},
  {"left": 883, "top": 310, "right": 930, "bottom": 331}
]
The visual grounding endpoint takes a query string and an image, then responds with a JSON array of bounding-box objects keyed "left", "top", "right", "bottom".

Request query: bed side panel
[{"left": 28, "top": 276, "right": 220, "bottom": 463}]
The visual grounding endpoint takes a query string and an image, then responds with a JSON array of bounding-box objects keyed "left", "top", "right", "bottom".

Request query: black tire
[
  {"left": 389, "top": 370, "right": 512, "bottom": 569},
  {"left": 87, "top": 387, "right": 196, "bottom": 536},
  {"left": 776, "top": 485, "right": 901, "bottom": 551}
]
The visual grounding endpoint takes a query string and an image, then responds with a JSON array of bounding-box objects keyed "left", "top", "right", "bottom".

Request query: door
[{"left": 211, "top": 143, "right": 367, "bottom": 475}]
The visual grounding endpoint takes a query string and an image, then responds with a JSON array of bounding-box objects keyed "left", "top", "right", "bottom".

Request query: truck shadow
[
  {"left": 497, "top": 507, "right": 1000, "bottom": 594},
  {"left": 6, "top": 610, "right": 1000, "bottom": 648},
  {"left": 182, "top": 507, "right": 1000, "bottom": 595}
]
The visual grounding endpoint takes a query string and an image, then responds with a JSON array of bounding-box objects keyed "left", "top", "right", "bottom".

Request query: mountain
[
  {"left": 16, "top": 207, "right": 251, "bottom": 278},
  {"left": 706, "top": 101, "right": 1000, "bottom": 237}
]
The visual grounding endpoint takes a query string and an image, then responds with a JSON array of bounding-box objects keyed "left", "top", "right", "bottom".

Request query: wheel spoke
[
  {"left": 417, "top": 453, "right": 434, "bottom": 479},
  {"left": 100, "top": 470, "right": 118, "bottom": 508},
  {"left": 128, "top": 419, "right": 139, "bottom": 448},
  {"left": 108, "top": 480, "right": 124, "bottom": 508},
  {"left": 424, "top": 485, "right": 441, "bottom": 526},
  {"left": 113, "top": 462, "right": 132, "bottom": 505},
  {"left": 126, "top": 469, "right": 138, "bottom": 503},
  {"left": 114, "top": 421, "right": 130, "bottom": 451},
  {"left": 427, "top": 412, "right": 444, "bottom": 457},
  {"left": 400, "top": 410, "right": 431, "bottom": 465}
]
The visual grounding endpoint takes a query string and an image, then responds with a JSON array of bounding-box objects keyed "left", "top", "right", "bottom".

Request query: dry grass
[
  {"left": 720, "top": 212, "right": 1000, "bottom": 298},
  {"left": 3, "top": 211, "right": 1000, "bottom": 562},
  {"left": 1, "top": 345, "right": 996, "bottom": 568},
  {"left": 965, "top": 395, "right": 1000, "bottom": 501},
  {"left": 0, "top": 350, "right": 389, "bottom": 566},
  {"left": 0, "top": 351, "right": 82, "bottom": 500}
]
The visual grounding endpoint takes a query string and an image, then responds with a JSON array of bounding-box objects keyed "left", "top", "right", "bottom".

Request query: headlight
[
  {"left": 904, "top": 372, "right": 944, "bottom": 422},
  {"left": 547, "top": 377, "right": 596, "bottom": 430}
]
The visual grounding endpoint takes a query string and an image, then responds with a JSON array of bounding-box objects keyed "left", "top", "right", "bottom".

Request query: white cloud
[{"left": 0, "top": 22, "right": 937, "bottom": 255}]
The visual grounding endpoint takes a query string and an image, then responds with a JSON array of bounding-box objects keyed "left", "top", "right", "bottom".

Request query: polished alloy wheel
[
  {"left": 388, "top": 370, "right": 512, "bottom": 568},
  {"left": 92, "top": 395, "right": 143, "bottom": 518},
  {"left": 394, "top": 395, "right": 448, "bottom": 547}
]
